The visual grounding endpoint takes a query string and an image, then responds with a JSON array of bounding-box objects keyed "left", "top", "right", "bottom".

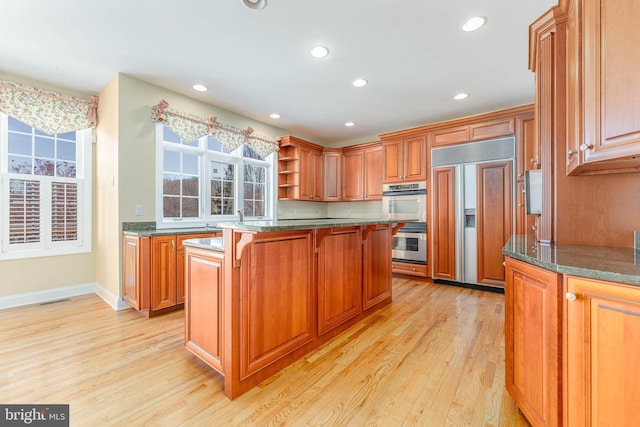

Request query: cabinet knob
[
  {"left": 580, "top": 143, "right": 593, "bottom": 152},
  {"left": 518, "top": 203, "right": 523, "bottom": 207},
  {"left": 567, "top": 149, "right": 576, "bottom": 158},
  {"left": 565, "top": 292, "right": 577, "bottom": 301}
]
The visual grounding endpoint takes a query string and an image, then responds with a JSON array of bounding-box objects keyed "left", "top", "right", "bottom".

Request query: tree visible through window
[
  {"left": 157, "top": 126, "right": 273, "bottom": 226},
  {"left": 1, "top": 114, "right": 91, "bottom": 258}
]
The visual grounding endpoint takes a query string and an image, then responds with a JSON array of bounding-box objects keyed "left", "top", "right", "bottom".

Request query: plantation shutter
[
  {"left": 51, "top": 181, "right": 78, "bottom": 242},
  {"left": 8, "top": 178, "right": 41, "bottom": 244}
]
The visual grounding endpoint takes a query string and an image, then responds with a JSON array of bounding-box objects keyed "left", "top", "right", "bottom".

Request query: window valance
[
  {"left": 151, "top": 99, "right": 279, "bottom": 158},
  {"left": 0, "top": 79, "right": 98, "bottom": 135}
]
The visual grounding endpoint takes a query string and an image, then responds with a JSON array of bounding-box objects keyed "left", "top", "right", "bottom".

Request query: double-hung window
[
  {"left": 156, "top": 125, "right": 274, "bottom": 228},
  {"left": 0, "top": 113, "right": 92, "bottom": 259}
]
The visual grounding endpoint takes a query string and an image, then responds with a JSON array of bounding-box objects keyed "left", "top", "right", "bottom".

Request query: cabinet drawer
[{"left": 392, "top": 261, "right": 428, "bottom": 277}]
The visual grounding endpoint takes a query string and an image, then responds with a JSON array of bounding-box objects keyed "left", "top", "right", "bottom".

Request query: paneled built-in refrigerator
[{"left": 431, "top": 137, "right": 515, "bottom": 288}]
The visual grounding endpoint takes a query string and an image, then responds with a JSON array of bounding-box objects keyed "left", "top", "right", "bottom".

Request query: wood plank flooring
[{"left": 0, "top": 276, "right": 530, "bottom": 426}]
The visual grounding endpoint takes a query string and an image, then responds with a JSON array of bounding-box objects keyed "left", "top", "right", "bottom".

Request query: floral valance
[
  {"left": 0, "top": 79, "right": 98, "bottom": 135},
  {"left": 151, "top": 99, "right": 279, "bottom": 158}
]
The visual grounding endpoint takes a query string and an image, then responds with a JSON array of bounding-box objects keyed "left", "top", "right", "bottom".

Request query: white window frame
[
  {"left": 155, "top": 124, "right": 275, "bottom": 229},
  {"left": 0, "top": 113, "right": 92, "bottom": 260}
]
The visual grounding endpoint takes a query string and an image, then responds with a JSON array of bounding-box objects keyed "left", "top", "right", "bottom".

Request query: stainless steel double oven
[{"left": 382, "top": 182, "right": 427, "bottom": 266}]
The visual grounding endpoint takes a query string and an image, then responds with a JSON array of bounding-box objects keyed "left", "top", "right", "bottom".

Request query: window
[
  {"left": 0, "top": 114, "right": 92, "bottom": 259},
  {"left": 156, "top": 125, "right": 274, "bottom": 227}
]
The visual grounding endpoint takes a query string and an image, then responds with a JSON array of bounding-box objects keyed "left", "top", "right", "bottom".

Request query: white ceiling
[{"left": 0, "top": 0, "right": 555, "bottom": 145}]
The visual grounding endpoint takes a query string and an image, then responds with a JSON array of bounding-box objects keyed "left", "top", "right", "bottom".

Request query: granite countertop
[
  {"left": 216, "top": 218, "right": 415, "bottom": 232},
  {"left": 123, "top": 227, "right": 223, "bottom": 237},
  {"left": 503, "top": 235, "right": 640, "bottom": 286},
  {"left": 182, "top": 237, "right": 225, "bottom": 252}
]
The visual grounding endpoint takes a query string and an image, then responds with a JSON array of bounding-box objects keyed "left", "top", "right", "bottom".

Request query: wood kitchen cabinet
[
  {"left": 122, "top": 231, "right": 220, "bottom": 316},
  {"left": 430, "top": 118, "right": 515, "bottom": 148},
  {"left": 382, "top": 135, "right": 427, "bottom": 183},
  {"left": 362, "top": 224, "right": 392, "bottom": 309},
  {"left": 184, "top": 245, "right": 224, "bottom": 373},
  {"left": 277, "top": 136, "right": 324, "bottom": 200},
  {"left": 516, "top": 181, "right": 536, "bottom": 236},
  {"left": 299, "top": 145, "right": 323, "bottom": 200},
  {"left": 504, "top": 257, "right": 562, "bottom": 427},
  {"left": 566, "top": 0, "right": 640, "bottom": 175},
  {"left": 322, "top": 148, "right": 341, "bottom": 201},
  {"left": 515, "top": 113, "right": 538, "bottom": 181},
  {"left": 564, "top": 275, "right": 640, "bottom": 426},
  {"left": 342, "top": 142, "right": 383, "bottom": 201},
  {"left": 316, "top": 226, "right": 363, "bottom": 335}
]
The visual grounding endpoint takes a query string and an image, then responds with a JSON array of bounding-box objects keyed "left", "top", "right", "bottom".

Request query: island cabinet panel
[
  {"left": 240, "top": 231, "right": 315, "bottom": 378},
  {"left": 184, "top": 247, "right": 224, "bottom": 373},
  {"left": 362, "top": 224, "right": 392, "bottom": 309},
  {"left": 564, "top": 275, "right": 640, "bottom": 427},
  {"left": 316, "top": 227, "right": 363, "bottom": 335},
  {"left": 505, "top": 258, "right": 562, "bottom": 427}
]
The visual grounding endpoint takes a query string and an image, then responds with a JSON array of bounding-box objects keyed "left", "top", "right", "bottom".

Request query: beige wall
[
  {"left": 0, "top": 71, "right": 288, "bottom": 303},
  {"left": 0, "top": 71, "right": 96, "bottom": 298}
]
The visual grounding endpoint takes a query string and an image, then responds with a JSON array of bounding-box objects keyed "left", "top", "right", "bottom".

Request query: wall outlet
[{"left": 135, "top": 204, "right": 143, "bottom": 216}]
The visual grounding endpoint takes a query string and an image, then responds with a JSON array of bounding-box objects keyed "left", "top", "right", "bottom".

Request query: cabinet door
[
  {"left": 432, "top": 166, "right": 456, "bottom": 280},
  {"left": 184, "top": 247, "right": 224, "bottom": 373},
  {"left": 363, "top": 146, "right": 382, "bottom": 200},
  {"left": 362, "top": 224, "right": 392, "bottom": 309},
  {"left": 298, "top": 147, "right": 314, "bottom": 200},
  {"left": 515, "top": 182, "right": 536, "bottom": 236},
  {"left": 323, "top": 150, "right": 341, "bottom": 201},
  {"left": 151, "top": 236, "right": 177, "bottom": 311},
  {"left": 312, "top": 150, "right": 323, "bottom": 199},
  {"left": 317, "top": 227, "right": 363, "bottom": 335},
  {"left": 403, "top": 135, "right": 427, "bottom": 182},
  {"left": 122, "top": 235, "right": 142, "bottom": 309},
  {"left": 581, "top": 0, "right": 640, "bottom": 164},
  {"left": 516, "top": 115, "right": 537, "bottom": 180},
  {"left": 565, "top": 276, "right": 640, "bottom": 427},
  {"left": 177, "top": 233, "right": 221, "bottom": 304},
  {"left": 342, "top": 149, "right": 364, "bottom": 201},
  {"left": 382, "top": 139, "right": 403, "bottom": 183},
  {"left": 476, "top": 161, "right": 512, "bottom": 287},
  {"left": 505, "top": 258, "right": 562, "bottom": 427}
]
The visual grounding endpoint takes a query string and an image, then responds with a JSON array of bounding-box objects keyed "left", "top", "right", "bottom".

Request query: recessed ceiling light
[
  {"left": 454, "top": 92, "right": 469, "bottom": 100},
  {"left": 353, "top": 78, "right": 368, "bottom": 87},
  {"left": 270, "top": 113, "right": 281, "bottom": 119},
  {"left": 242, "top": 0, "right": 267, "bottom": 10},
  {"left": 192, "top": 84, "right": 208, "bottom": 92},
  {"left": 345, "top": 122, "right": 355, "bottom": 127},
  {"left": 310, "top": 45, "right": 329, "bottom": 58},
  {"left": 462, "top": 16, "right": 487, "bottom": 32}
]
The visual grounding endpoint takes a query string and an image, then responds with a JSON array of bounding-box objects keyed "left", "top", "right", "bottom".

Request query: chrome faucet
[{"left": 237, "top": 208, "right": 245, "bottom": 222}]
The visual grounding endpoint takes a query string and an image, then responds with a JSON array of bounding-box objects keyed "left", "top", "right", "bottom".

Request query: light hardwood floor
[{"left": 0, "top": 276, "right": 529, "bottom": 426}]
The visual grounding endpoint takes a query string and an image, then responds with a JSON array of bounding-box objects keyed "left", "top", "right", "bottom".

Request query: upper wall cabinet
[
  {"left": 278, "top": 136, "right": 323, "bottom": 201},
  {"left": 382, "top": 135, "right": 427, "bottom": 183},
  {"left": 430, "top": 118, "right": 515, "bottom": 148},
  {"left": 342, "top": 142, "right": 383, "bottom": 201},
  {"left": 566, "top": 0, "right": 640, "bottom": 174}
]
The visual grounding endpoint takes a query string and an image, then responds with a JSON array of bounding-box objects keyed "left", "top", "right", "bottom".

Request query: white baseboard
[
  {"left": 95, "top": 283, "right": 131, "bottom": 311},
  {"left": 0, "top": 282, "right": 131, "bottom": 311}
]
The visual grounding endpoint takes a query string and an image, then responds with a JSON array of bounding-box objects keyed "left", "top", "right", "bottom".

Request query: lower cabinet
[
  {"left": 184, "top": 246, "right": 224, "bottom": 373},
  {"left": 504, "top": 257, "right": 562, "bottom": 427},
  {"left": 122, "top": 232, "right": 221, "bottom": 316},
  {"left": 391, "top": 261, "right": 428, "bottom": 277},
  {"left": 316, "top": 226, "right": 363, "bottom": 335},
  {"left": 564, "top": 275, "right": 640, "bottom": 427}
]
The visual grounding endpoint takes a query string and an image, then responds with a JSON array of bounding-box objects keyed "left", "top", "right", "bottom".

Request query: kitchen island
[{"left": 183, "top": 218, "right": 406, "bottom": 399}]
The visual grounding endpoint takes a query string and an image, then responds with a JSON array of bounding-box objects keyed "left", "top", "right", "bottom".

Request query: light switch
[{"left": 135, "top": 205, "right": 143, "bottom": 216}]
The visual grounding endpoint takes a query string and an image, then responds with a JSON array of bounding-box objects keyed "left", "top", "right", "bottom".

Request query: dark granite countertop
[
  {"left": 216, "top": 218, "right": 415, "bottom": 232},
  {"left": 182, "top": 237, "right": 225, "bottom": 252},
  {"left": 503, "top": 235, "right": 640, "bottom": 286},
  {"left": 123, "top": 227, "right": 222, "bottom": 237}
]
